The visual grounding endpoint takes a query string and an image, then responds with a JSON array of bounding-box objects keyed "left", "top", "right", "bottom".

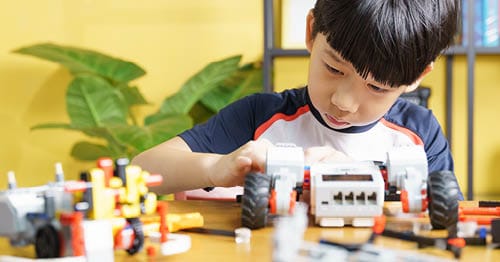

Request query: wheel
[
  {"left": 125, "top": 217, "right": 144, "bottom": 255},
  {"left": 241, "top": 173, "right": 271, "bottom": 229},
  {"left": 35, "top": 224, "right": 61, "bottom": 258},
  {"left": 427, "top": 170, "right": 460, "bottom": 229}
]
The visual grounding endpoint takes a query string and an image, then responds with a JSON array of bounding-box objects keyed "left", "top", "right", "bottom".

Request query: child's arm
[{"left": 131, "top": 136, "right": 273, "bottom": 194}]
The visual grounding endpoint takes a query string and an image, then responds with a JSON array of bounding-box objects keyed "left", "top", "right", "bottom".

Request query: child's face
[{"left": 306, "top": 33, "right": 419, "bottom": 129}]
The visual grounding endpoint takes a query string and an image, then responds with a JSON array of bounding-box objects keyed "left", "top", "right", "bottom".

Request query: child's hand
[
  {"left": 304, "top": 146, "right": 353, "bottom": 165},
  {"left": 210, "top": 139, "right": 274, "bottom": 187}
]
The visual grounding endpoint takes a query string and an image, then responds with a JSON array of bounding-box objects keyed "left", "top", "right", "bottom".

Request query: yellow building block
[{"left": 89, "top": 168, "right": 116, "bottom": 220}]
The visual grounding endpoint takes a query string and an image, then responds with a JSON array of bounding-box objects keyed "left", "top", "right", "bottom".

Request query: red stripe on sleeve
[
  {"left": 380, "top": 118, "right": 424, "bottom": 145},
  {"left": 254, "top": 105, "right": 310, "bottom": 139}
]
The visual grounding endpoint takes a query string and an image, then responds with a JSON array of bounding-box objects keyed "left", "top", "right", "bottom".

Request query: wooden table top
[{"left": 0, "top": 200, "right": 499, "bottom": 261}]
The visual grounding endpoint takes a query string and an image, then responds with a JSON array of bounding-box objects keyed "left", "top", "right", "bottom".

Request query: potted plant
[{"left": 14, "top": 43, "right": 262, "bottom": 161}]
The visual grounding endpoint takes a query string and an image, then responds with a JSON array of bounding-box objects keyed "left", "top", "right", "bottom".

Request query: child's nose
[{"left": 331, "top": 83, "right": 359, "bottom": 113}]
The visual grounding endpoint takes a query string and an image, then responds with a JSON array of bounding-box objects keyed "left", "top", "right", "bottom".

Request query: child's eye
[
  {"left": 324, "top": 63, "right": 344, "bottom": 75},
  {"left": 368, "top": 84, "right": 388, "bottom": 93}
]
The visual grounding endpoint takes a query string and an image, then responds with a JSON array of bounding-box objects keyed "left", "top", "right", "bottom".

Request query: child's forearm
[{"left": 131, "top": 137, "right": 219, "bottom": 194}]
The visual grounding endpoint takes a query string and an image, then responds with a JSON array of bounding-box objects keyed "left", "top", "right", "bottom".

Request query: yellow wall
[
  {"left": 1, "top": 1, "right": 499, "bottom": 198},
  {"left": 0, "top": 0, "right": 262, "bottom": 188}
]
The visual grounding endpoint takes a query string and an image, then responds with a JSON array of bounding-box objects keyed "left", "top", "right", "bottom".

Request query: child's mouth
[{"left": 325, "top": 113, "right": 350, "bottom": 127}]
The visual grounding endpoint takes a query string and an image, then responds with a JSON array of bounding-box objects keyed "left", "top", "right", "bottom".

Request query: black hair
[{"left": 312, "top": 0, "right": 460, "bottom": 86}]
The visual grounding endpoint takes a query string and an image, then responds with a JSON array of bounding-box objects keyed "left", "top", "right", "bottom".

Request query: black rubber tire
[
  {"left": 241, "top": 173, "right": 271, "bottom": 229},
  {"left": 35, "top": 224, "right": 61, "bottom": 258},
  {"left": 126, "top": 217, "right": 144, "bottom": 255},
  {"left": 427, "top": 170, "right": 460, "bottom": 230}
]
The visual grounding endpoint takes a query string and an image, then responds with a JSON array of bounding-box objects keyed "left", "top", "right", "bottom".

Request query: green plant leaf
[
  {"left": 143, "top": 111, "right": 174, "bottom": 125},
  {"left": 13, "top": 43, "right": 145, "bottom": 83},
  {"left": 189, "top": 102, "right": 217, "bottom": 125},
  {"left": 157, "top": 55, "right": 242, "bottom": 115},
  {"left": 118, "top": 84, "right": 149, "bottom": 106},
  {"left": 31, "top": 123, "right": 72, "bottom": 130},
  {"left": 235, "top": 63, "right": 264, "bottom": 98},
  {"left": 31, "top": 122, "right": 108, "bottom": 140},
  {"left": 31, "top": 122, "right": 129, "bottom": 156},
  {"left": 19, "top": 42, "right": 262, "bottom": 162},
  {"left": 201, "top": 62, "right": 262, "bottom": 112},
  {"left": 111, "top": 115, "right": 193, "bottom": 151},
  {"left": 67, "top": 75, "right": 128, "bottom": 128},
  {"left": 71, "top": 141, "right": 118, "bottom": 161},
  {"left": 32, "top": 122, "right": 116, "bottom": 140}
]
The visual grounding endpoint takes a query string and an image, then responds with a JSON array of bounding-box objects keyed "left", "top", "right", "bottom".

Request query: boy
[{"left": 132, "top": 0, "right": 463, "bottom": 199}]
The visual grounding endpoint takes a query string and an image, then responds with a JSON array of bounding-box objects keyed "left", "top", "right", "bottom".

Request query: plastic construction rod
[{"left": 181, "top": 227, "right": 235, "bottom": 237}]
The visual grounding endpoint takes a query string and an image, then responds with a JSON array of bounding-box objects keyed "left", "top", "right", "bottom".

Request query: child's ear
[
  {"left": 305, "top": 10, "right": 315, "bottom": 52},
  {"left": 404, "top": 63, "right": 434, "bottom": 93}
]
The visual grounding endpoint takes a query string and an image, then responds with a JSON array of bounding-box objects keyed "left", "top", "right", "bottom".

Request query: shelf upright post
[
  {"left": 466, "top": 0, "right": 475, "bottom": 200},
  {"left": 263, "top": 0, "right": 275, "bottom": 93},
  {"left": 445, "top": 53, "right": 454, "bottom": 150}
]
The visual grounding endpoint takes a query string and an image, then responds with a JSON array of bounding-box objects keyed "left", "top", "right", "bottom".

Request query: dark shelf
[
  {"left": 270, "top": 46, "right": 500, "bottom": 57},
  {"left": 444, "top": 46, "right": 467, "bottom": 55},
  {"left": 263, "top": 0, "right": 497, "bottom": 200},
  {"left": 268, "top": 45, "right": 500, "bottom": 62},
  {"left": 474, "top": 46, "right": 500, "bottom": 54},
  {"left": 269, "top": 48, "right": 309, "bottom": 57},
  {"left": 444, "top": 45, "right": 500, "bottom": 55}
]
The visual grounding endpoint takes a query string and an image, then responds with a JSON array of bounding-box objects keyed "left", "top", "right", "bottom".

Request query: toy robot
[{"left": 240, "top": 144, "right": 460, "bottom": 230}]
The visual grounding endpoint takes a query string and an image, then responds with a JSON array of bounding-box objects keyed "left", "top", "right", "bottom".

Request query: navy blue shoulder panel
[
  {"left": 385, "top": 99, "right": 454, "bottom": 175},
  {"left": 179, "top": 88, "right": 308, "bottom": 154}
]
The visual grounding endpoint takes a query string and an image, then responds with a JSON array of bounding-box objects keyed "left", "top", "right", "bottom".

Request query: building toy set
[{"left": 0, "top": 158, "right": 199, "bottom": 260}]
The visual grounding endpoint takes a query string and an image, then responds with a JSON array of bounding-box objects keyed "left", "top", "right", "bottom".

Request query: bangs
[{"left": 312, "top": 0, "right": 458, "bottom": 87}]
